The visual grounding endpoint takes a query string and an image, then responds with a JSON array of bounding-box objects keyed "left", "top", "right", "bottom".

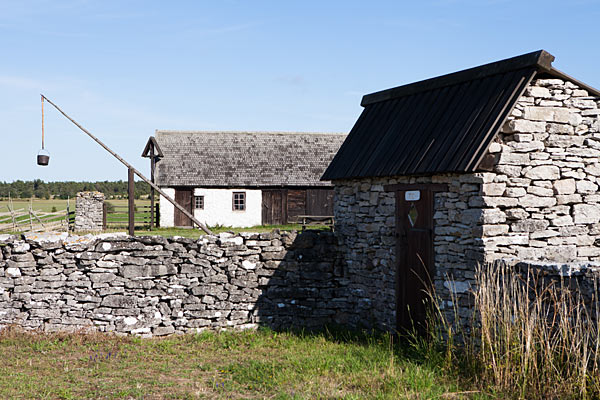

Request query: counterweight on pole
[{"left": 40, "top": 94, "right": 213, "bottom": 235}]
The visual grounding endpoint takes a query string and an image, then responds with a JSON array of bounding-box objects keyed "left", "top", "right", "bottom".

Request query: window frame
[
  {"left": 232, "top": 191, "right": 246, "bottom": 211},
  {"left": 194, "top": 195, "right": 204, "bottom": 210}
]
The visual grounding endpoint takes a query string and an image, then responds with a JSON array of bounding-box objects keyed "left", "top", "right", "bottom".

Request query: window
[
  {"left": 194, "top": 195, "right": 204, "bottom": 210},
  {"left": 233, "top": 192, "right": 246, "bottom": 211}
]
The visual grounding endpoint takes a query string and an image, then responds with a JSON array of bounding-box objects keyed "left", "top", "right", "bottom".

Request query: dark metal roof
[
  {"left": 322, "top": 50, "right": 599, "bottom": 181},
  {"left": 153, "top": 131, "right": 346, "bottom": 188}
]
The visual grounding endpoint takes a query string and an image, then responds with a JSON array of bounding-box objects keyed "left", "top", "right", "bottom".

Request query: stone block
[
  {"left": 481, "top": 209, "right": 506, "bottom": 224},
  {"left": 525, "top": 86, "right": 551, "bottom": 98},
  {"left": 5, "top": 267, "right": 21, "bottom": 278},
  {"left": 524, "top": 165, "right": 560, "bottom": 180},
  {"left": 507, "top": 141, "right": 544, "bottom": 152},
  {"left": 495, "top": 165, "right": 522, "bottom": 177},
  {"left": 482, "top": 225, "right": 509, "bottom": 236},
  {"left": 518, "top": 195, "right": 556, "bottom": 208},
  {"left": 502, "top": 119, "right": 546, "bottom": 133},
  {"left": 505, "top": 187, "right": 526, "bottom": 197},
  {"left": 550, "top": 215, "right": 573, "bottom": 227},
  {"left": 101, "top": 295, "right": 137, "bottom": 308},
  {"left": 546, "top": 134, "right": 585, "bottom": 148},
  {"left": 544, "top": 246, "right": 577, "bottom": 262},
  {"left": 576, "top": 180, "right": 599, "bottom": 194},
  {"left": 556, "top": 194, "right": 582, "bottom": 205},
  {"left": 553, "top": 179, "right": 576, "bottom": 195},
  {"left": 523, "top": 106, "right": 571, "bottom": 123},
  {"left": 546, "top": 124, "right": 574, "bottom": 135},
  {"left": 573, "top": 204, "right": 600, "bottom": 224},
  {"left": 511, "top": 219, "right": 550, "bottom": 233},
  {"left": 89, "top": 273, "right": 117, "bottom": 283},
  {"left": 527, "top": 186, "right": 554, "bottom": 197},
  {"left": 498, "top": 152, "right": 529, "bottom": 165}
]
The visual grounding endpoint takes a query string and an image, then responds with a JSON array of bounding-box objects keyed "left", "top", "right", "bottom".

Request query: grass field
[
  {"left": 0, "top": 199, "right": 151, "bottom": 213},
  {"left": 0, "top": 327, "right": 477, "bottom": 399}
]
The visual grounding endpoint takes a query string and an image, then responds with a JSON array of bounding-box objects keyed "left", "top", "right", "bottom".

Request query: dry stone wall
[
  {"left": 0, "top": 230, "right": 358, "bottom": 336},
  {"left": 75, "top": 192, "right": 104, "bottom": 232},
  {"left": 484, "top": 78, "right": 600, "bottom": 262},
  {"left": 333, "top": 173, "right": 487, "bottom": 329}
]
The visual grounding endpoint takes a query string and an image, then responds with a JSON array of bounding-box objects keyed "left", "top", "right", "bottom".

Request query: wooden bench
[{"left": 297, "top": 215, "right": 335, "bottom": 232}]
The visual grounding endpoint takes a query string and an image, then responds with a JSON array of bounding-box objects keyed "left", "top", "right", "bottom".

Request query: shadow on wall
[{"left": 253, "top": 230, "right": 350, "bottom": 330}]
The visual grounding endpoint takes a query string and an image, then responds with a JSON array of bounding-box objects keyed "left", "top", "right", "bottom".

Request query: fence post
[
  {"left": 128, "top": 168, "right": 135, "bottom": 236},
  {"left": 156, "top": 203, "right": 160, "bottom": 228},
  {"left": 102, "top": 202, "right": 107, "bottom": 230}
]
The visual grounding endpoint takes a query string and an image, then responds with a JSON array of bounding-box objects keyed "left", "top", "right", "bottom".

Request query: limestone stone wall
[
  {"left": 333, "top": 174, "right": 487, "bottom": 329},
  {"left": 0, "top": 230, "right": 359, "bottom": 336},
  {"left": 75, "top": 192, "right": 104, "bottom": 232},
  {"left": 483, "top": 78, "right": 600, "bottom": 262}
]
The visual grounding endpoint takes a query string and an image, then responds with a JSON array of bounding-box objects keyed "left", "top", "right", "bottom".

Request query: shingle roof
[
  {"left": 322, "top": 50, "right": 600, "bottom": 181},
  {"left": 153, "top": 131, "right": 347, "bottom": 187}
]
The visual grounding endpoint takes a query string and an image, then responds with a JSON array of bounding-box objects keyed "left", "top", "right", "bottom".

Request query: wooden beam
[
  {"left": 41, "top": 95, "right": 213, "bottom": 235},
  {"left": 150, "top": 145, "right": 155, "bottom": 231},
  {"left": 383, "top": 183, "right": 449, "bottom": 192},
  {"left": 128, "top": 168, "right": 135, "bottom": 236}
]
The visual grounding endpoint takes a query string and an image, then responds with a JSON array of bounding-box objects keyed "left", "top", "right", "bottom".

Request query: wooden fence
[
  {"left": 0, "top": 207, "right": 74, "bottom": 233},
  {"left": 103, "top": 203, "right": 159, "bottom": 230}
]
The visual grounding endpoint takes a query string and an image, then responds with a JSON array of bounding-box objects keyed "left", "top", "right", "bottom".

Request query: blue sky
[{"left": 1, "top": 0, "right": 599, "bottom": 182}]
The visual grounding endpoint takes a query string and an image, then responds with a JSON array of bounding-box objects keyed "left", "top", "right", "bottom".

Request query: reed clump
[{"left": 425, "top": 262, "right": 600, "bottom": 399}]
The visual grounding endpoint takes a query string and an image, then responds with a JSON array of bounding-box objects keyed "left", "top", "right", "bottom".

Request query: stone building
[
  {"left": 142, "top": 131, "right": 346, "bottom": 228},
  {"left": 322, "top": 50, "right": 600, "bottom": 331}
]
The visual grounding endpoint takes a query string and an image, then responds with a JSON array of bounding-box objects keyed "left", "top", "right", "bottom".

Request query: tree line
[{"left": 0, "top": 180, "right": 152, "bottom": 200}]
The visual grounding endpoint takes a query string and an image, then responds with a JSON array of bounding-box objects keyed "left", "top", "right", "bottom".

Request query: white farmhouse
[{"left": 143, "top": 131, "right": 346, "bottom": 228}]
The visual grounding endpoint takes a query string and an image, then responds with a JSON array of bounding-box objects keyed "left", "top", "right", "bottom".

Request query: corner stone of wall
[{"left": 75, "top": 191, "right": 105, "bottom": 232}]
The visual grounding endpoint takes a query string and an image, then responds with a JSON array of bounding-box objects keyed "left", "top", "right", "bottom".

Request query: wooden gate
[
  {"left": 391, "top": 184, "right": 446, "bottom": 333},
  {"left": 174, "top": 187, "right": 193, "bottom": 227},
  {"left": 262, "top": 189, "right": 287, "bottom": 225}
]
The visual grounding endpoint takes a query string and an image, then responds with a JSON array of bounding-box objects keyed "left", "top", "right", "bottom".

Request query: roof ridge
[
  {"left": 361, "top": 50, "right": 554, "bottom": 106},
  {"left": 155, "top": 130, "right": 347, "bottom": 136}
]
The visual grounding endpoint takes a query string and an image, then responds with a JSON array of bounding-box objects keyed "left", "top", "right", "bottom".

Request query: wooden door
[
  {"left": 395, "top": 188, "right": 434, "bottom": 334},
  {"left": 306, "top": 189, "right": 334, "bottom": 216},
  {"left": 287, "top": 189, "right": 306, "bottom": 222},
  {"left": 174, "top": 187, "right": 193, "bottom": 227},
  {"left": 262, "top": 190, "right": 287, "bottom": 225}
]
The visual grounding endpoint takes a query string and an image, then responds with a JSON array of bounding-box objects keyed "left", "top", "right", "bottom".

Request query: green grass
[
  {"left": 0, "top": 198, "right": 72, "bottom": 213},
  {"left": 0, "top": 199, "right": 150, "bottom": 213},
  {"left": 133, "top": 224, "right": 321, "bottom": 238},
  {"left": 0, "top": 327, "right": 482, "bottom": 399}
]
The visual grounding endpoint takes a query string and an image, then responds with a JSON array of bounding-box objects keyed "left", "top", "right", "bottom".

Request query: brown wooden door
[
  {"left": 262, "top": 190, "right": 287, "bottom": 225},
  {"left": 306, "top": 189, "right": 334, "bottom": 216},
  {"left": 395, "top": 188, "right": 434, "bottom": 334},
  {"left": 174, "top": 187, "right": 193, "bottom": 227},
  {"left": 287, "top": 189, "right": 306, "bottom": 222}
]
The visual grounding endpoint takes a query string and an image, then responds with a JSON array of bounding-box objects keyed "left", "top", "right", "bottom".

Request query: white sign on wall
[{"left": 404, "top": 190, "right": 420, "bottom": 201}]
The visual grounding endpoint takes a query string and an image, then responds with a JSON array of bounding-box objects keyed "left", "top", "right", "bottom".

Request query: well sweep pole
[{"left": 40, "top": 94, "right": 212, "bottom": 235}]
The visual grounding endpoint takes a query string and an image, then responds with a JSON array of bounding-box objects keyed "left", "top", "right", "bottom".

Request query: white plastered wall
[
  {"left": 158, "top": 187, "right": 262, "bottom": 228},
  {"left": 159, "top": 188, "right": 175, "bottom": 227},
  {"left": 193, "top": 188, "right": 262, "bottom": 228}
]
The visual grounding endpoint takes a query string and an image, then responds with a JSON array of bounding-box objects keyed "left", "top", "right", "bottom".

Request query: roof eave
[{"left": 361, "top": 50, "right": 555, "bottom": 106}]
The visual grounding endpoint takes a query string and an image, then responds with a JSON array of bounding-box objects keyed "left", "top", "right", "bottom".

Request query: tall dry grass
[{"left": 426, "top": 262, "right": 600, "bottom": 399}]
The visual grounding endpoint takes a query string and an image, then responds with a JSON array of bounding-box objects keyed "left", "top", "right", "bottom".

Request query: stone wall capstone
[{"left": 75, "top": 191, "right": 104, "bottom": 232}]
